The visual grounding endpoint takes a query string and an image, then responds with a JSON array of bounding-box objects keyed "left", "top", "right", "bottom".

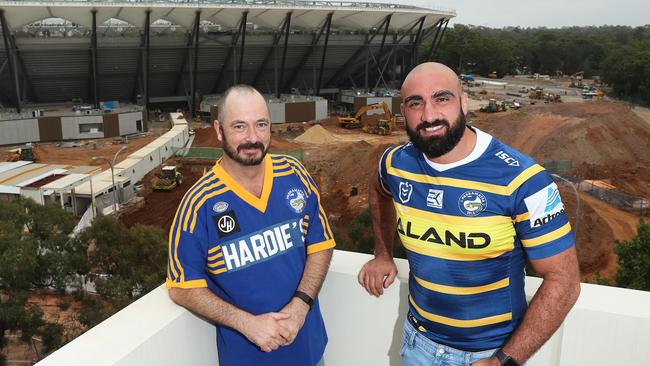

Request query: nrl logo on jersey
[
  {"left": 286, "top": 188, "right": 307, "bottom": 214},
  {"left": 212, "top": 201, "right": 229, "bottom": 213},
  {"left": 524, "top": 182, "right": 565, "bottom": 228},
  {"left": 399, "top": 181, "right": 413, "bottom": 203}
]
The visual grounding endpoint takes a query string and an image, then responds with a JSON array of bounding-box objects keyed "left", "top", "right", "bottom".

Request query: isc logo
[{"left": 495, "top": 150, "right": 520, "bottom": 167}]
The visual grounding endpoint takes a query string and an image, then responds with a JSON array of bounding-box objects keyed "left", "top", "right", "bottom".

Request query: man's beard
[
  {"left": 221, "top": 129, "right": 270, "bottom": 166},
  {"left": 406, "top": 112, "right": 467, "bottom": 159}
]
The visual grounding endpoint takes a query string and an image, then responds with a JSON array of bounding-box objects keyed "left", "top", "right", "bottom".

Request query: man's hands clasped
[{"left": 241, "top": 297, "right": 309, "bottom": 352}]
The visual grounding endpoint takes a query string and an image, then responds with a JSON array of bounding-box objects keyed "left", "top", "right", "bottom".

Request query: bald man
[
  {"left": 358, "top": 63, "right": 580, "bottom": 366},
  {"left": 167, "top": 85, "right": 334, "bottom": 366}
]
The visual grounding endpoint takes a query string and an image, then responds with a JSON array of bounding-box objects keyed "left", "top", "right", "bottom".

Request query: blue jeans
[{"left": 401, "top": 318, "right": 498, "bottom": 366}]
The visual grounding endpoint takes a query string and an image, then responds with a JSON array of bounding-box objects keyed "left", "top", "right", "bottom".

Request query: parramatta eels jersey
[
  {"left": 166, "top": 154, "right": 335, "bottom": 366},
  {"left": 378, "top": 126, "right": 574, "bottom": 350}
]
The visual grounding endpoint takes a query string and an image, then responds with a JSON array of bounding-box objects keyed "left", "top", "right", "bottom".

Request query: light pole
[
  {"left": 551, "top": 174, "right": 581, "bottom": 239},
  {"left": 93, "top": 146, "right": 127, "bottom": 215}
]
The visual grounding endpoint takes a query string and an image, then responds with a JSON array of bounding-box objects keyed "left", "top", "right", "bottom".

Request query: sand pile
[{"left": 294, "top": 125, "right": 338, "bottom": 144}]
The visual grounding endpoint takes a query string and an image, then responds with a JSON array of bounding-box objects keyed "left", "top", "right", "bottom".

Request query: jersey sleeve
[
  {"left": 512, "top": 167, "right": 574, "bottom": 260},
  {"left": 377, "top": 146, "right": 394, "bottom": 197},
  {"left": 166, "top": 203, "right": 209, "bottom": 289},
  {"left": 303, "top": 183, "right": 336, "bottom": 254},
  {"left": 286, "top": 156, "right": 336, "bottom": 255}
]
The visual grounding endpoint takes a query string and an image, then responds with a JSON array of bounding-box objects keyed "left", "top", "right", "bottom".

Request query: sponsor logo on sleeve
[
  {"left": 495, "top": 150, "right": 520, "bottom": 167},
  {"left": 427, "top": 189, "right": 444, "bottom": 209},
  {"left": 399, "top": 181, "right": 413, "bottom": 203},
  {"left": 213, "top": 210, "right": 241, "bottom": 238},
  {"left": 524, "top": 182, "right": 565, "bottom": 228},
  {"left": 458, "top": 191, "right": 487, "bottom": 216}
]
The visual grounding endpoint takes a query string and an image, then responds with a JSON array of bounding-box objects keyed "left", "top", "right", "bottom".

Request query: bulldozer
[
  {"left": 480, "top": 99, "right": 507, "bottom": 113},
  {"left": 153, "top": 166, "right": 183, "bottom": 191},
  {"left": 337, "top": 102, "right": 396, "bottom": 135}
]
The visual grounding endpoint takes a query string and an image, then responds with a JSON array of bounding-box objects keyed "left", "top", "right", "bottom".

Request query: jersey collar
[
  {"left": 422, "top": 126, "right": 492, "bottom": 172},
  {"left": 212, "top": 154, "right": 274, "bottom": 213}
]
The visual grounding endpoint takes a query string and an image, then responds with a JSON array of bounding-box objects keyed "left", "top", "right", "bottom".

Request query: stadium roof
[
  {"left": 0, "top": 1, "right": 456, "bottom": 114},
  {"left": 0, "top": 1, "right": 455, "bottom": 31}
]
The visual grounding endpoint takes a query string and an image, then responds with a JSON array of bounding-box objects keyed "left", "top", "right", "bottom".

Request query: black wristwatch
[
  {"left": 494, "top": 349, "right": 519, "bottom": 366},
  {"left": 293, "top": 290, "right": 314, "bottom": 310}
]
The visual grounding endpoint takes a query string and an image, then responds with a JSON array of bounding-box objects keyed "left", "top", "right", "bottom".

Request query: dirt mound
[
  {"left": 192, "top": 127, "right": 218, "bottom": 147},
  {"left": 474, "top": 101, "right": 650, "bottom": 166},
  {"left": 295, "top": 125, "right": 338, "bottom": 144},
  {"left": 304, "top": 140, "right": 389, "bottom": 224},
  {"left": 570, "top": 162, "right": 650, "bottom": 200}
]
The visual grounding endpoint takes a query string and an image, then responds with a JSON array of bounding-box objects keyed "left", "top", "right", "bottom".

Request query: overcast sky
[{"left": 393, "top": 0, "right": 649, "bottom": 28}]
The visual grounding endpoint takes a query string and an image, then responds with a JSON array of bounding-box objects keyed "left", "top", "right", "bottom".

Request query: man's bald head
[
  {"left": 401, "top": 62, "right": 462, "bottom": 96},
  {"left": 217, "top": 84, "right": 266, "bottom": 123}
]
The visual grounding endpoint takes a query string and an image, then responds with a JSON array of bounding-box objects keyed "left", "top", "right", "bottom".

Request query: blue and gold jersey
[
  {"left": 379, "top": 127, "right": 574, "bottom": 350},
  {"left": 167, "top": 154, "right": 335, "bottom": 366}
]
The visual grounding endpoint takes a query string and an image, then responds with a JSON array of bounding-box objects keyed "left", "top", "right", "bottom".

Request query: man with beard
[
  {"left": 358, "top": 63, "right": 580, "bottom": 366},
  {"left": 167, "top": 84, "right": 334, "bottom": 366}
]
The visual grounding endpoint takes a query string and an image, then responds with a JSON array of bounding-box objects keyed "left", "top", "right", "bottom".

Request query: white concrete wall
[
  {"left": 118, "top": 112, "right": 143, "bottom": 135},
  {"left": 315, "top": 99, "right": 328, "bottom": 120},
  {"left": 0, "top": 118, "right": 40, "bottom": 145},
  {"left": 151, "top": 138, "right": 175, "bottom": 160},
  {"left": 61, "top": 115, "right": 104, "bottom": 140},
  {"left": 128, "top": 146, "right": 162, "bottom": 179},
  {"left": 20, "top": 188, "right": 44, "bottom": 204},
  {"left": 114, "top": 158, "right": 147, "bottom": 184},
  {"left": 268, "top": 101, "right": 286, "bottom": 124},
  {"left": 35, "top": 250, "right": 650, "bottom": 366},
  {"left": 160, "top": 126, "right": 188, "bottom": 149}
]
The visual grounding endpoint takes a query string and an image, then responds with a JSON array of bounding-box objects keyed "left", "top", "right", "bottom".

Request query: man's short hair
[{"left": 216, "top": 84, "right": 263, "bottom": 123}]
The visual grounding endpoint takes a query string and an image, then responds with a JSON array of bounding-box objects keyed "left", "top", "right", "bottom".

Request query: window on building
[{"left": 79, "top": 123, "right": 104, "bottom": 134}]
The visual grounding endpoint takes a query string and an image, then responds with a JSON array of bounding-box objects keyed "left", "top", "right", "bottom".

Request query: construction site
[
  {"left": 0, "top": 0, "right": 648, "bottom": 284},
  {"left": 0, "top": 0, "right": 649, "bottom": 363}
]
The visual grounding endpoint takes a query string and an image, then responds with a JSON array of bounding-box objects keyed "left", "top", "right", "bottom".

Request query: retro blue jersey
[
  {"left": 378, "top": 127, "right": 574, "bottom": 350},
  {"left": 167, "top": 154, "right": 335, "bottom": 366}
]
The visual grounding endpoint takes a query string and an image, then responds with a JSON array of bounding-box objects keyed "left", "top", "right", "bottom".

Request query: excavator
[
  {"left": 337, "top": 102, "right": 396, "bottom": 135},
  {"left": 152, "top": 166, "right": 183, "bottom": 191}
]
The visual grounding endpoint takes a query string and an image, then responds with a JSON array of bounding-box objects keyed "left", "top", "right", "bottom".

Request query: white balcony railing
[{"left": 36, "top": 250, "right": 650, "bottom": 365}]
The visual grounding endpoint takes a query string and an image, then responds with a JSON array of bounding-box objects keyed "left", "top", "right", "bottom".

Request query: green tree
[
  {"left": 80, "top": 216, "right": 167, "bottom": 319},
  {"left": 0, "top": 198, "right": 89, "bottom": 358},
  {"left": 345, "top": 208, "right": 406, "bottom": 259},
  {"left": 615, "top": 219, "right": 650, "bottom": 291}
]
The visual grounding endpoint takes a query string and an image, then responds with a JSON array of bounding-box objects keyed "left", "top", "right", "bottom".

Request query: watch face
[{"left": 504, "top": 359, "right": 519, "bottom": 366}]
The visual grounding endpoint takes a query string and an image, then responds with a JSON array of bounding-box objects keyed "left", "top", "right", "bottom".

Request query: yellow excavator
[
  {"left": 337, "top": 102, "right": 396, "bottom": 135},
  {"left": 153, "top": 166, "right": 183, "bottom": 191}
]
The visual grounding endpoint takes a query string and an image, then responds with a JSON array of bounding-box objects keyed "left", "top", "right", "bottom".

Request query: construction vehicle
[
  {"left": 20, "top": 143, "right": 35, "bottom": 161},
  {"left": 569, "top": 71, "right": 584, "bottom": 88},
  {"left": 528, "top": 87, "right": 561, "bottom": 103},
  {"left": 152, "top": 166, "right": 183, "bottom": 191},
  {"left": 480, "top": 99, "right": 507, "bottom": 113},
  {"left": 337, "top": 102, "right": 395, "bottom": 135}
]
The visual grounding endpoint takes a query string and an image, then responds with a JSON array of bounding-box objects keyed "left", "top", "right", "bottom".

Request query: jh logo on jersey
[
  {"left": 213, "top": 210, "right": 241, "bottom": 238},
  {"left": 399, "top": 181, "right": 413, "bottom": 203}
]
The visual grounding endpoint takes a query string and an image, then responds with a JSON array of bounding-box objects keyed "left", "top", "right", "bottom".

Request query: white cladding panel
[{"left": 0, "top": 119, "right": 40, "bottom": 145}]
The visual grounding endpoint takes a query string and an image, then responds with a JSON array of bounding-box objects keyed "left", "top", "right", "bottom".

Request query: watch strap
[
  {"left": 293, "top": 290, "right": 314, "bottom": 310},
  {"left": 494, "top": 349, "right": 519, "bottom": 366}
]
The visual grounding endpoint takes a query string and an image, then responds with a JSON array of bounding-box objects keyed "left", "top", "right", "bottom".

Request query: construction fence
[
  {"left": 174, "top": 147, "right": 304, "bottom": 162},
  {"left": 545, "top": 161, "right": 648, "bottom": 216}
]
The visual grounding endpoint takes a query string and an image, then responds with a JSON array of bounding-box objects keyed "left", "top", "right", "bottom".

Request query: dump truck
[{"left": 152, "top": 166, "right": 183, "bottom": 191}]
